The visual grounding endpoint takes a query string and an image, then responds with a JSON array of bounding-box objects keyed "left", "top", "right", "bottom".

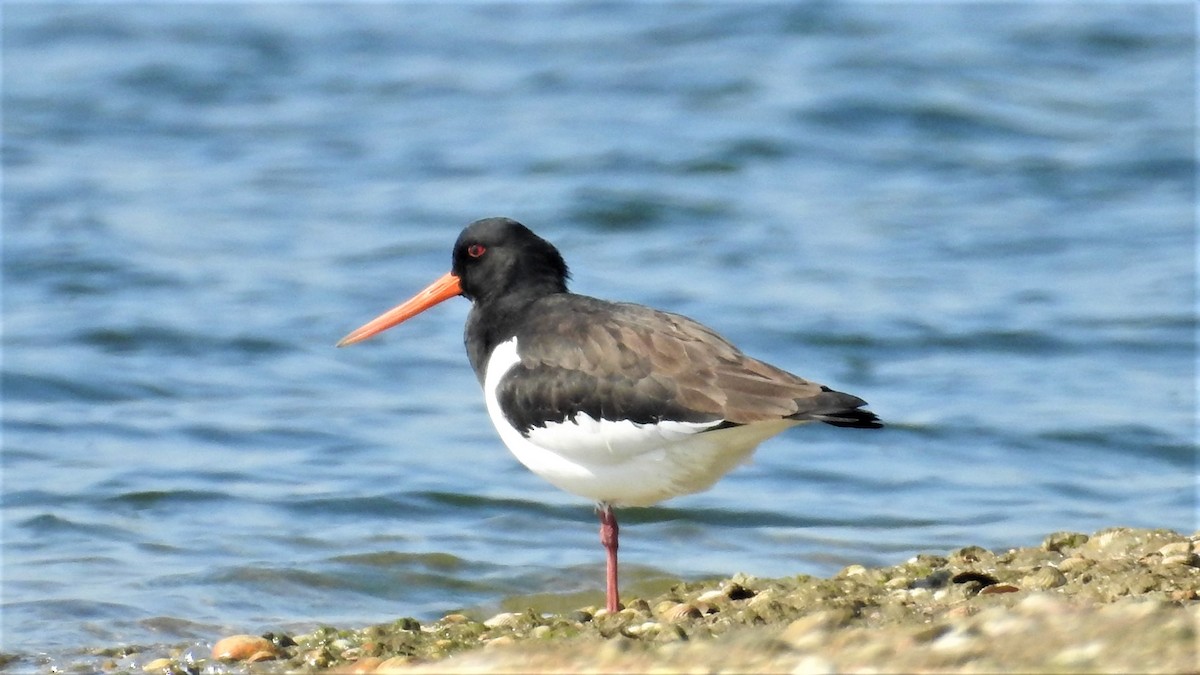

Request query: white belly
[{"left": 482, "top": 338, "right": 802, "bottom": 507}]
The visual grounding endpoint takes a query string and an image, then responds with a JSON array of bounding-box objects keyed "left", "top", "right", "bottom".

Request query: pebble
[
  {"left": 952, "top": 545, "right": 992, "bottom": 562},
  {"left": 141, "top": 657, "right": 173, "bottom": 672},
  {"left": 1157, "top": 541, "right": 1192, "bottom": 557},
  {"left": 839, "top": 564, "right": 868, "bottom": 577},
  {"left": 484, "top": 635, "right": 516, "bottom": 650},
  {"left": 1160, "top": 552, "right": 1200, "bottom": 567},
  {"left": 624, "top": 598, "right": 652, "bottom": 613},
  {"left": 779, "top": 609, "right": 854, "bottom": 650},
  {"left": 625, "top": 621, "right": 660, "bottom": 637},
  {"left": 979, "top": 583, "right": 1020, "bottom": 595},
  {"left": 1042, "top": 531, "right": 1089, "bottom": 552},
  {"left": 1021, "top": 566, "right": 1067, "bottom": 590},
  {"left": 65, "top": 525, "right": 1197, "bottom": 674},
  {"left": 660, "top": 602, "right": 703, "bottom": 622},
  {"left": 1058, "top": 555, "right": 1093, "bottom": 573},
  {"left": 483, "top": 611, "right": 522, "bottom": 629},
  {"left": 211, "top": 634, "right": 279, "bottom": 661},
  {"left": 304, "top": 648, "right": 332, "bottom": 669},
  {"left": 746, "top": 588, "right": 777, "bottom": 609}
]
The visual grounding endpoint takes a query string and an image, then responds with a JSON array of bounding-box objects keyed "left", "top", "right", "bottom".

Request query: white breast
[{"left": 482, "top": 338, "right": 802, "bottom": 507}]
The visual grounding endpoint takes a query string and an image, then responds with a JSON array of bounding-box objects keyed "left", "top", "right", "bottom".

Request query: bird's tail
[
  {"left": 815, "top": 407, "right": 882, "bottom": 428},
  {"left": 802, "top": 387, "right": 883, "bottom": 429}
]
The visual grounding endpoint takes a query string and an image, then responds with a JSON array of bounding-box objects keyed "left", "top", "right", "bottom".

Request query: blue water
[{"left": 3, "top": 2, "right": 1195, "bottom": 663}]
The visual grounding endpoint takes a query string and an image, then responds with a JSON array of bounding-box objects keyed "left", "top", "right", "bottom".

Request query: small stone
[
  {"left": 1058, "top": 556, "right": 1093, "bottom": 573},
  {"left": 1171, "top": 588, "right": 1199, "bottom": 601},
  {"left": 246, "top": 650, "right": 277, "bottom": 663},
  {"left": 625, "top": 621, "right": 660, "bottom": 637},
  {"left": 1085, "top": 528, "right": 1134, "bottom": 556},
  {"left": 779, "top": 609, "right": 854, "bottom": 650},
  {"left": 1022, "top": 566, "right": 1067, "bottom": 590},
  {"left": 746, "top": 588, "right": 777, "bottom": 610},
  {"left": 391, "top": 617, "right": 421, "bottom": 632},
  {"left": 661, "top": 602, "right": 703, "bottom": 622},
  {"left": 1160, "top": 553, "right": 1200, "bottom": 567},
  {"left": 441, "top": 613, "right": 470, "bottom": 624},
  {"left": 483, "top": 611, "right": 521, "bottom": 628},
  {"left": 211, "top": 634, "right": 279, "bottom": 662},
  {"left": 484, "top": 635, "right": 516, "bottom": 650},
  {"left": 624, "top": 598, "right": 651, "bottom": 614},
  {"left": 304, "top": 649, "right": 332, "bottom": 669},
  {"left": 141, "top": 658, "right": 173, "bottom": 672},
  {"left": 951, "top": 545, "right": 991, "bottom": 563},
  {"left": 979, "top": 583, "right": 1020, "bottom": 595},
  {"left": 1157, "top": 541, "right": 1193, "bottom": 557},
  {"left": 531, "top": 625, "right": 551, "bottom": 638},
  {"left": 729, "top": 572, "right": 757, "bottom": 586},
  {"left": 1043, "top": 531, "right": 1089, "bottom": 553},
  {"left": 839, "top": 564, "right": 868, "bottom": 577},
  {"left": 696, "top": 589, "right": 727, "bottom": 604}
]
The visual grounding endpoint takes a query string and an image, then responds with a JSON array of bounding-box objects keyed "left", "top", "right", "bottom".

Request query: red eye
[{"left": 467, "top": 244, "right": 486, "bottom": 258}]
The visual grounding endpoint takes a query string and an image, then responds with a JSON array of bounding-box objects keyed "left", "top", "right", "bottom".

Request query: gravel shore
[{"left": 16, "top": 526, "right": 1198, "bottom": 674}]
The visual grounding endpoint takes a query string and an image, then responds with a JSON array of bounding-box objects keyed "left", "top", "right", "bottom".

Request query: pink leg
[{"left": 598, "top": 503, "right": 621, "bottom": 613}]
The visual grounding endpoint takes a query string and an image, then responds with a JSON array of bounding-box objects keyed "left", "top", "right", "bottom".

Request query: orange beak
[{"left": 336, "top": 271, "right": 462, "bottom": 347}]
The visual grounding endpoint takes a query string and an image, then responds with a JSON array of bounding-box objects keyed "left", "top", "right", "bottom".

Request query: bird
[{"left": 337, "top": 217, "right": 881, "bottom": 614}]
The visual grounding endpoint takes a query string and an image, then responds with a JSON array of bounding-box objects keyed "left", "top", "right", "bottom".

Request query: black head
[{"left": 451, "top": 217, "right": 570, "bottom": 304}]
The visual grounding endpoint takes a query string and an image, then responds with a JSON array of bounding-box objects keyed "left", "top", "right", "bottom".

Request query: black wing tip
[
  {"left": 818, "top": 408, "right": 883, "bottom": 429},
  {"left": 805, "top": 388, "right": 883, "bottom": 429}
]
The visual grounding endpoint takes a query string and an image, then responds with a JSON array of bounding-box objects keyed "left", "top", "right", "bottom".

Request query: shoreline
[{"left": 10, "top": 526, "right": 1197, "bottom": 673}]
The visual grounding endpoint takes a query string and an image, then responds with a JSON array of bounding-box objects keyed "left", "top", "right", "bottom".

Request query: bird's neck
[{"left": 463, "top": 288, "right": 557, "bottom": 383}]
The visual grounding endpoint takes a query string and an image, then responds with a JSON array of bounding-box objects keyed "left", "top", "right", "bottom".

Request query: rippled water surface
[{"left": 3, "top": 2, "right": 1195, "bottom": 661}]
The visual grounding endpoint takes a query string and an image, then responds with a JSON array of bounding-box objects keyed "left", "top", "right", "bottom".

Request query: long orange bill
[{"left": 336, "top": 271, "right": 462, "bottom": 347}]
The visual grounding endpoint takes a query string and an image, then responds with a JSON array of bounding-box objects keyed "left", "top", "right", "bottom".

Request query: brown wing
[{"left": 497, "top": 294, "right": 879, "bottom": 433}]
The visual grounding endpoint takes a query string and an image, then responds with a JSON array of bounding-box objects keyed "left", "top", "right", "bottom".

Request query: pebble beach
[{"left": 14, "top": 526, "right": 1197, "bottom": 674}]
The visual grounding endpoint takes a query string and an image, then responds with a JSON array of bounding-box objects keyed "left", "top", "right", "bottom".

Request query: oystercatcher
[{"left": 338, "top": 217, "right": 881, "bottom": 613}]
